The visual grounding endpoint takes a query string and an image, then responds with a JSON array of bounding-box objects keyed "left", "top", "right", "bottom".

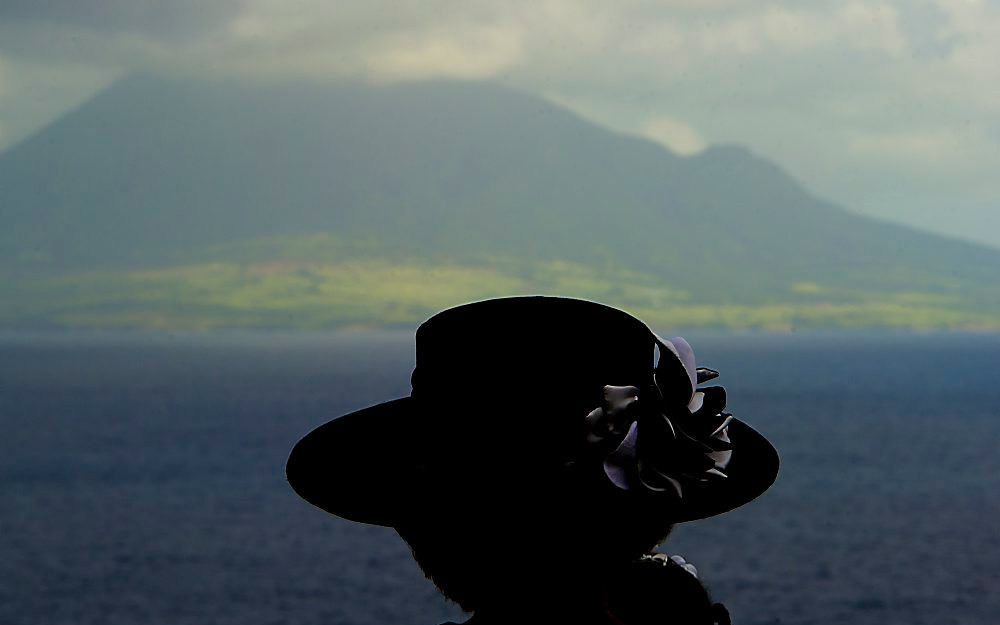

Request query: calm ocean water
[{"left": 1, "top": 330, "right": 998, "bottom": 625}]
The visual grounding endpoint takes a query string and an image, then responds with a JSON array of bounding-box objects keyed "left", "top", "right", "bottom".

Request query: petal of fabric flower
[
  {"left": 668, "top": 336, "right": 698, "bottom": 399},
  {"left": 603, "top": 385, "right": 640, "bottom": 421},
  {"left": 696, "top": 367, "right": 720, "bottom": 384},
  {"left": 710, "top": 414, "right": 734, "bottom": 438},
  {"left": 692, "top": 386, "right": 727, "bottom": 420},
  {"left": 584, "top": 407, "right": 608, "bottom": 443},
  {"left": 653, "top": 337, "right": 694, "bottom": 406},
  {"left": 687, "top": 391, "right": 705, "bottom": 413},
  {"left": 604, "top": 420, "right": 639, "bottom": 490},
  {"left": 637, "top": 461, "right": 684, "bottom": 497},
  {"left": 585, "top": 385, "right": 641, "bottom": 444},
  {"left": 701, "top": 435, "right": 733, "bottom": 453},
  {"left": 708, "top": 426, "right": 732, "bottom": 470}
]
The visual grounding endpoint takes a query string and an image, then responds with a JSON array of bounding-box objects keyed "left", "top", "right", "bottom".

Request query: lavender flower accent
[{"left": 584, "top": 336, "right": 734, "bottom": 499}]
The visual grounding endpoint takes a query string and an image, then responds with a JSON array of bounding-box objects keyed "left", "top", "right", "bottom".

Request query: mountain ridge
[{"left": 2, "top": 74, "right": 998, "bottom": 329}]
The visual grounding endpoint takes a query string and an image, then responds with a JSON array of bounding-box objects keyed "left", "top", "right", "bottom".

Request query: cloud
[
  {"left": 0, "top": 2, "right": 924, "bottom": 84},
  {"left": 0, "top": 0, "right": 244, "bottom": 40},
  {"left": 618, "top": 2, "right": 907, "bottom": 62},
  {"left": 362, "top": 24, "right": 524, "bottom": 82},
  {"left": 847, "top": 126, "right": 999, "bottom": 199},
  {"left": 851, "top": 129, "right": 969, "bottom": 163},
  {"left": 641, "top": 116, "right": 707, "bottom": 155}
]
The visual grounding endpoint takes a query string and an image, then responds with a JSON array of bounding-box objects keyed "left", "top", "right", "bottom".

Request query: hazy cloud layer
[
  {"left": 1, "top": 0, "right": 997, "bottom": 246},
  {"left": 0, "top": 0, "right": 244, "bottom": 39}
]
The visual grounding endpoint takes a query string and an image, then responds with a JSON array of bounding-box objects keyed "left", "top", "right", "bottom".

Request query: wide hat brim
[{"left": 286, "top": 396, "right": 779, "bottom": 527}]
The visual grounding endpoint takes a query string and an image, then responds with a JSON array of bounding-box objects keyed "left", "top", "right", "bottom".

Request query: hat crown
[
  {"left": 409, "top": 297, "right": 657, "bottom": 464},
  {"left": 413, "top": 296, "right": 655, "bottom": 388}
]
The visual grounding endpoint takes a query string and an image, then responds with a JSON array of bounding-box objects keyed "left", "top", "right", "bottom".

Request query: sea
[{"left": 1, "top": 330, "right": 997, "bottom": 625}]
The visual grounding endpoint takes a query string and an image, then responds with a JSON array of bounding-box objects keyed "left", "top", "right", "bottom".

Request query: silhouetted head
[{"left": 286, "top": 296, "right": 777, "bottom": 618}]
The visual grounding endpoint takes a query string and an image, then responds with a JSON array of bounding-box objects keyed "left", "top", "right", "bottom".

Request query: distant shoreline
[{"left": 4, "top": 325, "right": 1000, "bottom": 347}]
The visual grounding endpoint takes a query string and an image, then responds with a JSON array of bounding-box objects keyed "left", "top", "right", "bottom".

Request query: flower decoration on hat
[{"left": 583, "top": 336, "right": 734, "bottom": 499}]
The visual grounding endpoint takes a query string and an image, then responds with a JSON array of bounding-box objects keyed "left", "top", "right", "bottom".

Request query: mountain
[{"left": 2, "top": 74, "right": 999, "bottom": 330}]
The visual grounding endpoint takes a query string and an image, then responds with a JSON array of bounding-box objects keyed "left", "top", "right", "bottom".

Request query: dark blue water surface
[{"left": 1, "top": 331, "right": 998, "bottom": 625}]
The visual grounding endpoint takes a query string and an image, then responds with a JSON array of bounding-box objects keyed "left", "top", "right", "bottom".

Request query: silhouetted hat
[{"left": 286, "top": 296, "right": 778, "bottom": 527}]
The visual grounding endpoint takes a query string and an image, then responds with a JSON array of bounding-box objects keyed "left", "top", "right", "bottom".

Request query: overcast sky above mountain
[{"left": 0, "top": 0, "right": 997, "bottom": 247}]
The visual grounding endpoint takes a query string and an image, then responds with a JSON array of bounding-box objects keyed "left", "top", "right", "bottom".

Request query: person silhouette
[{"left": 287, "top": 297, "right": 777, "bottom": 624}]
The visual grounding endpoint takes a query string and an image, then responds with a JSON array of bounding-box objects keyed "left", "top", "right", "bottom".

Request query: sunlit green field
[{"left": 5, "top": 250, "right": 998, "bottom": 331}]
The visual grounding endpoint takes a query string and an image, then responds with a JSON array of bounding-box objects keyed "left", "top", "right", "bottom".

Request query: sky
[{"left": 1, "top": 0, "right": 998, "bottom": 248}]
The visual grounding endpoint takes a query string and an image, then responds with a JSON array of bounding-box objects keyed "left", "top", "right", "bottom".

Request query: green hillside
[
  {"left": 3, "top": 234, "right": 996, "bottom": 331},
  {"left": 2, "top": 75, "right": 999, "bottom": 330}
]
